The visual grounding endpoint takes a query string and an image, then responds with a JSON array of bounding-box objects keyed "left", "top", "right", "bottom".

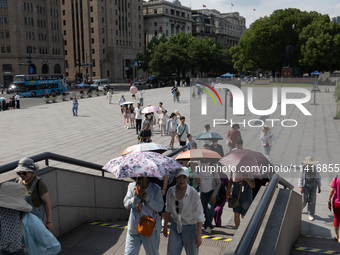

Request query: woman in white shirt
[
  {"left": 166, "top": 113, "right": 177, "bottom": 150},
  {"left": 163, "top": 167, "right": 204, "bottom": 255},
  {"left": 157, "top": 110, "right": 169, "bottom": 136},
  {"left": 259, "top": 125, "right": 276, "bottom": 156}
]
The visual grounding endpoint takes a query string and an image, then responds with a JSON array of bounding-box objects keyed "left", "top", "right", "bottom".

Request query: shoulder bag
[{"left": 228, "top": 181, "right": 243, "bottom": 208}]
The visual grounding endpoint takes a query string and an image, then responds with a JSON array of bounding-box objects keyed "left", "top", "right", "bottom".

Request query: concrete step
[{"left": 292, "top": 235, "right": 340, "bottom": 255}]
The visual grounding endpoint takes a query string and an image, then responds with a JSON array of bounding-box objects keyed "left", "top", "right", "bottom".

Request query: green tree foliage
[
  {"left": 231, "top": 8, "right": 338, "bottom": 73},
  {"left": 139, "top": 32, "right": 234, "bottom": 77}
]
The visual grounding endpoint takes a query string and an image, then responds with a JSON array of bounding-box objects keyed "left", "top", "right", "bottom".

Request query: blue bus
[{"left": 10, "top": 74, "right": 67, "bottom": 97}]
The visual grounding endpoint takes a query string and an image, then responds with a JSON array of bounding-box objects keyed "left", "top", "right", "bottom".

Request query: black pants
[
  {"left": 179, "top": 141, "right": 186, "bottom": 146},
  {"left": 16, "top": 100, "right": 20, "bottom": 109},
  {"left": 136, "top": 119, "right": 142, "bottom": 134}
]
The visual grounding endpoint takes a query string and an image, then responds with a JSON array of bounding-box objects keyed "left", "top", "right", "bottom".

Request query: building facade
[
  {"left": 143, "top": 0, "right": 192, "bottom": 44},
  {"left": 0, "top": 0, "right": 64, "bottom": 88},
  {"left": 61, "top": 0, "right": 144, "bottom": 82},
  {"left": 331, "top": 16, "right": 340, "bottom": 24},
  {"left": 192, "top": 9, "right": 246, "bottom": 46}
]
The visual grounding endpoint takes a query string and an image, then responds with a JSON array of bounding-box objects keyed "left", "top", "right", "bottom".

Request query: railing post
[
  {"left": 102, "top": 170, "right": 104, "bottom": 177},
  {"left": 45, "top": 159, "right": 49, "bottom": 166}
]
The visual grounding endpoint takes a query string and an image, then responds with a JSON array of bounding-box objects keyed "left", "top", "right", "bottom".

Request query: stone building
[
  {"left": 192, "top": 9, "right": 246, "bottom": 46},
  {"left": 143, "top": 0, "right": 192, "bottom": 44},
  {"left": 60, "top": 0, "right": 144, "bottom": 82},
  {"left": 0, "top": 0, "right": 64, "bottom": 88}
]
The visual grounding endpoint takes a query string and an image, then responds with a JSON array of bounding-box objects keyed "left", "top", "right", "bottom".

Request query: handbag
[
  {"left": 178, "top": 124, "right": 187, "bottom": 139},
  {"left": 135, "top": 186, "right": 157, "bottom": 237},
  {"left": 228, "top": 181, "right": 243, "bottom": 208}
]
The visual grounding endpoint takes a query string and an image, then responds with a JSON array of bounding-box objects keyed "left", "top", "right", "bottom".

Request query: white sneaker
[
  {"left": 204, "top": 226, "right": 212, "bottom": 234},
  {"left": 308, "top": 215, "right": 314, "bottom": 221}
]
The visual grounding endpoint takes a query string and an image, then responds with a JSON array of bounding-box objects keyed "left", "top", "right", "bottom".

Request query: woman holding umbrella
[
  {"left": 227, "top": 176, "right": 255, "bottom": 229},
  {"left": 124, "top": 177, "right": 164, "bottom": 255}
]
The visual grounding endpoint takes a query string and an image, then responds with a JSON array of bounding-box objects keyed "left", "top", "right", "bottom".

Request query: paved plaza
[{"left": 1, "top": 84, "right": 340, "bottom": 252}]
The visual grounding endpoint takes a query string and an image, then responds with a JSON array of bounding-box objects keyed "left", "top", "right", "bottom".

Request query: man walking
[
  {"left": 15, "top": 93, "right": 20, "bottom": 109},
  {"left": 177, "top": 116, "right": 189, "bottom": 147},
  {"left": 135, "top": 103, "right": 143, "bottom": 134}
]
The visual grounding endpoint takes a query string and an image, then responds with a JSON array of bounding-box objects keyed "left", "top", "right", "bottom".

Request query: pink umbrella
[
  {"left": 141, "top": 105, "right": 159, "bottom": 113},
  {"left": 121, "top": 143, "right": 167, "bottom": 156},
  {"left": 130, "top": 85, "right": 138, "bottom": 94},
  {"left": 219, "top": 149, "right": 273, "bottom": 181}
]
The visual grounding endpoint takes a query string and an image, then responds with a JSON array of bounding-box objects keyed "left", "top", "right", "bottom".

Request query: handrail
[
  {"left": 0, "top": 152, "right": 105, "bottom": 176},
  {"left": 235, "top": 173, "right": 294, "bottom": 255},
  {"left": 0, "top": 146, "right": 188, "bottom": 177}
]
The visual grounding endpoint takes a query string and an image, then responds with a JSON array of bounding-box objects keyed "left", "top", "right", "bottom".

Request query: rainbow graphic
[{"left": 197, "top": 83, "right": 223, "bottom": 106}]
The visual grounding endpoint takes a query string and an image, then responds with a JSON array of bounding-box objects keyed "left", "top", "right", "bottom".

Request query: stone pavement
[{"left": 1, "top": 84, "right": 340, "bottom": 251}]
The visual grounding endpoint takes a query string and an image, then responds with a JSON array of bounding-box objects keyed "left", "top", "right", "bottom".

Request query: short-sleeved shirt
[
  {"left": 177, "top": 124, "right": 189, "bottom": 142},
  {"left": 331, "top": 177, "right": 340, "bottom": 204},
  {"left": 20, "top": 178, "right": 48, "bottom": 207}
]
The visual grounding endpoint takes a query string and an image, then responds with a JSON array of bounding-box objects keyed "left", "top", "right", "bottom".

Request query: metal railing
[
  {"left": 235, "top": 173, "right": 294, "bottom": 255},
  {"left": 0, "top": 152, "right": 105, "bottom": 176},
  {"left": 0, "top": 146, "right": 188, "bottom": 177}
]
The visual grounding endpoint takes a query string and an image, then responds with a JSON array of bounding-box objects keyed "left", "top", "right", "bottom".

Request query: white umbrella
[
  {"left": 141, "top": 105, "right": 159, "bottom": 113},
  {"left": 120, "top": 101, "right": 134, "bottom": 106}
]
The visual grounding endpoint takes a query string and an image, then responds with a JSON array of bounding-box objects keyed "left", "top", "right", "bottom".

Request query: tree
[{"left": 230, "top": 8, "right": 335, "bottom": 73}]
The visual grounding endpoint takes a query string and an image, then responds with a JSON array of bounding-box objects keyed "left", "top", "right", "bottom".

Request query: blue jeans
[
  {"left": 139, "top": 98, "right": 144, "bottom": 106},
  {"left": 262, "top": 146, "right": 271, "bottom": 155},
  {"left": 72, "top": 106, "right": 78, "bottom": 116},
  {"left": 125, "top": 230, "right": 160, "bottom": 255},
  {"left": 167, "top": 221, "right": 198, "bottom": 255},
  {"left": 302, "top": 185, "right": 317, "bottom": 215},
  {"left": 200, "top": 190, "right": 214, "bottom": 229}
]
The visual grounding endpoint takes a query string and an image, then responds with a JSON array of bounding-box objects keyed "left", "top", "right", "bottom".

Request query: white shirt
[
  {"left": 119, "top": 97, "right": 125, "bottom": 105},
  {"left": 260, "top": 131, "right": 276, "bottom": 147},
  {"left": 195, "top": 170, "right": 213, "bottom": 193},
  {"left": 158, "top": 113, "right": 168, "bottom": 125},
  {"left": 166, "top": 185, "right": 205, "bottom": 233},
  {"left": 135, "top": 107, "right": 143, "bottom": 120},
  {"left": 139, "top": 91, "right": 144, "bottom": 99},
  {"left": 15, "top": 94, "right": 20, "bottom": 100}
]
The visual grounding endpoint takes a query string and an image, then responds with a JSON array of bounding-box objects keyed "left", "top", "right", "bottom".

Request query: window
[
  {"left": 63, "top": 20, "right": 66, "bottom": 25},
  {"left": 4, "top": 16, "right": 8, "bottom": 23},
  {"left": 92, "top": 72, "right": 96, "bottom": 76},
  {"left": 3, "top": 0, "right": 7, "bottom": 8},
  {"left": 103, "top": 49, "right": 105, "bottom": 54},
  {"left": 91, "top": 17, "right": 94, "bottom": 23},
  {"left": 102, "top": 17, "right": 104, "bottom": 23},
  {"left": 102, "top": 38, "right": 105, "bottom": 44},
  {"left": 154, "top": 9, "right": 157, "bottom": 14},
  {"left": 62, "top": 0, "right": 65, "bottom": 5},
  {"left": 91, "top": 27, "right": 94, "bottom": 33},
  {"left": 1, "top": 46, "right": 5, "bottom": 53},
  {"left": 63, "top": 30, "right": 66, "bottom": 35},
  {"left": 3, "top": 64, "right": 12, "bottom": 71},
  {"left": 154, "top": 22, "right": 157, "bottom": 26},
  {"left": 0, "top": 16, "right": 2, "bottom": 23},
  {"left": 92, "top": 49, "right": 95, "bottom": 54},
  {"left": 91, "top": 38, "right": 94, "bottom": 44},
  {"left": 5, "top": 31, "right": 9, "bottom": 38},
  {"left": 62, "top": 10, "right": 65, "bottom": 15},
  {"left": 64, "top": 40, "right": 67, "bottom": 45},
  {"left": 7, "top": 46, "right": 11, "bottom": 53},
  {"left": 154, "top": 30, "right": 157, "bottom": 36},
  {"left": 64, "top": 50, "right": 67, "bottom": 55},
  {"left": 0, "top": 31, "right": 3, "bottom": 38}
]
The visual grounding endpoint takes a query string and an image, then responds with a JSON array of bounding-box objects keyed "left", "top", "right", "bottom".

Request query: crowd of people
[{"left": 0, "top": 94, "right": 20, "bottom": 111}]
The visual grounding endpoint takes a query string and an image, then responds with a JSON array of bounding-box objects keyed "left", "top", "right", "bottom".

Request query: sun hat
[
  {"left": 15, "top": 157, "right": 39, "bottom": 173},
  {"left": 301, "top": 156, "right": 319, "bottom": 165},
  {"left": 175, "top": 167, "right": 189, "bottom": 178},
  {"left": 0, "top": 182, "right": 32, "bottom": 212},
  {"left": 262, "top": 125, "right": 270, "bottom": 131}
]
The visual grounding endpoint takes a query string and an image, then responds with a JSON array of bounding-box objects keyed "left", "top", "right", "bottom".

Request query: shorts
[{"left": 169, "top": 131, "right": 176, "bottom": 137}]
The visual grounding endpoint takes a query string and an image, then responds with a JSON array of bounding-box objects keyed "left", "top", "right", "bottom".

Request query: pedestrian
[
  {"left": 72, "top": 96, "right": 78, "bottom": 116},
  {"left": 175, "top": 88, "right": 180, "bottom": 102},
  {"left": 138, "top": 122, "right": 152, "bottom": 143},
  {"left": 174, "top": 110, "right": 181, "bottom": 125},
  {"left": 202, "top": 124, "right": 211, "bottom": 145},
  {"left": 15, "top": 157, "right": 54, "bottom": 231},
  {"left": 0, "top": 182, "right": 61, "bottom": 255},
  {"left": 135, "top": 103, "right": 143, "bottom": 134},
  {"left": 192, "top": 86, "right": 196, "bottom": 98},
  {"left": 122, "top": 105, "right": 130, "bottom": 128},
  {"left": 157, "top": 110, "right": 168, "bottom": 136},
  {"left": 15, "top": 93, "right": 20, "bottom": 109},
  {"left": 260, "top": 125, "right": 276, "bottom": 156},
  {"left": 139, "top": 90, "right": 144, "bottom": 106},
  {"left": 327, "top": 176, "right": 340, "bottom": 243},
  {"left": 171, "top": 87, "right": 177, "bottom": 102},
  {"left": 227, "top": 176, "right": 255, "bottom": 229},
  {"left": 123, "top": 177, "right": 163, "bottom": 255},
  {"left": 106, "top": 89, "right": 113, "bottom": 104},
  {"left": 157, "top": 102, "right": 165, "bottom": 130},
  {"left": 229, "top": 91, "right": 233, "bottom": 107},
  {"left": 210, "top": 139, "right": 224, "bottom": 157},
  {"left": 193, "top": 160, "right": 221, "bottom": 234},
  {"left": 234, "top": 139, "right": 244, "bottom": 150},
  {"left": 298, "top": 156, "right": 321, "bottom": 221},
  {"left": 163, "top": 167, "right": 204, "bottom": 255},
  {"left": 166, "top": 113, "right": 177, "bottom": 150},
  {"left": 186, "top": 134, "right": 195, "bottom": 150},
  {"left": 129, "top": 104, "right": 135, "bottom": 128},
  {"left": 214, "top": 174, "right": 229, "bottom": 227},
  {"left": 119, "top": 95, "right": 126, "bottom": 114},
  {"left": 226, "top": 124, "right": 242, "bottom": 151},
  {"left": 177, "top": 116, "right": 189, "bottom": 147}
]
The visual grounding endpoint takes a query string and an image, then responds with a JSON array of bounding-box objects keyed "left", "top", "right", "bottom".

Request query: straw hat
[
  {"left": 14, "top": 157, "right": 39, "bottom": 173},
  {"left": 0, "top": 182, "right": 32, "bottom": 212},
  {"left": 301, "top": 156, "right": 319, "bottom": 165}
]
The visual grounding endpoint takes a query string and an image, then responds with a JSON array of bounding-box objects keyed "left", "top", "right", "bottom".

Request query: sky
[{"left": 178, "top": 0, "right": 340, "bottom": 27}]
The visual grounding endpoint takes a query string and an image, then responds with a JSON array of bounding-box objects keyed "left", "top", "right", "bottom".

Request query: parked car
[
  {"left": 91, "top": 79, "right": 109, "bottom": 88},
  {"left": 75, "top": 82, "right": 91, "bottom": 88},
  {"left": 134, "top": 80, "right": 146, "bottom": 86}
]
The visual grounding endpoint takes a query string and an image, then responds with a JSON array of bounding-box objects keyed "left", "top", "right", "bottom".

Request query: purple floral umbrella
[{"left": 103, "top": 151, "right": 183, "bottom": 178}]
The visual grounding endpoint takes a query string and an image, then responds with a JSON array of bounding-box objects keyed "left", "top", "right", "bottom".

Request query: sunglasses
[
  {"left": 16, "top": 172, "right": 28, "bottom": 176},
  {"left": 175, "top": 200, "right": 179, "bottom": 214}
]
